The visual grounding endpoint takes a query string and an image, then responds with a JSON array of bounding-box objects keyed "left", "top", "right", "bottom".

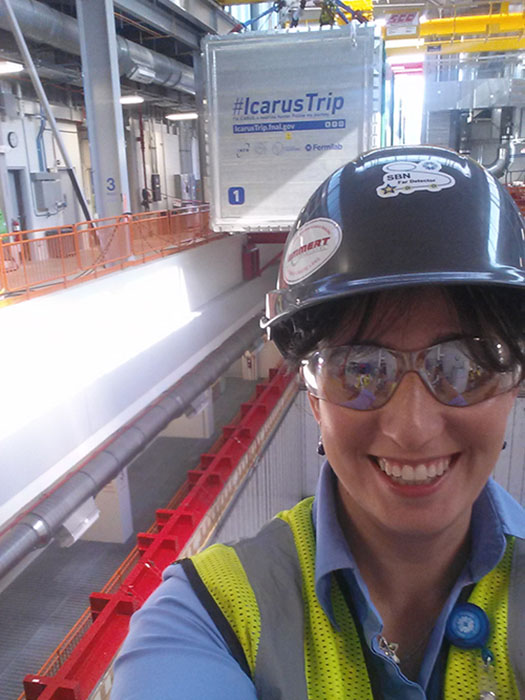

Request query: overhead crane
[{"left": 386, "top": 9, "right": 525, "bottom": 56}]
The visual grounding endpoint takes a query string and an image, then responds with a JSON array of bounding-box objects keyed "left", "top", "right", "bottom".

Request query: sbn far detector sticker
[{"left": 376, "top": 160, "right": 456, "bottom": 198}]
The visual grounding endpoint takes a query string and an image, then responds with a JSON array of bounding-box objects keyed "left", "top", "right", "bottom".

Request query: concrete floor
[{"left": 0, "top": 376, "right": 257, "bottom": 700}]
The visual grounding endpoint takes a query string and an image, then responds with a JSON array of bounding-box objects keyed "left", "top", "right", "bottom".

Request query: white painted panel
[
  {"left": 497, "top": 397, "right": 525, "bottom": 504},
  {"left": 211, "top": 388, "right": 323, "bottom": 543}
]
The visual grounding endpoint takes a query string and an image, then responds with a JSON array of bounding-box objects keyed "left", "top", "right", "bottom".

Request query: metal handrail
[{"left": 0, "top": 205, "right": 219, "bottom": 303}]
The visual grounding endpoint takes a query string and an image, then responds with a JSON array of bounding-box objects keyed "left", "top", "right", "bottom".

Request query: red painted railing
[{"left": 21, "top": 366, "right": 296, "bottom": 699}]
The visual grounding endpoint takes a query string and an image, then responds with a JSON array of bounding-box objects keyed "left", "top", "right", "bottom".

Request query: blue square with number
[{"left": 228, "top": 187, "right": 245, "bottom": 205}]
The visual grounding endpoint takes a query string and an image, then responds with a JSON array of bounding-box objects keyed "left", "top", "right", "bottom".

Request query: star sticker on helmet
[{"left": 381, "top": 184, "right": 396, "bottom": 195}]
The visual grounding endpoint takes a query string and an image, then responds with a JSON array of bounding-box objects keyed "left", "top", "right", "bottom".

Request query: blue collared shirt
[{"left": 111, "top": 464, "right": 525, "bottom": 699}]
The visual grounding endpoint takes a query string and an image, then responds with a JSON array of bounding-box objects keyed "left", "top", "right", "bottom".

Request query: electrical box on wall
[
  {"left": 30, "top": 172, "right": 64, "bottom": 213},
  {"left": 151, "top": 173, "right": 161, "bottom": 201},
  {"left": 0, "top": 91, "right": 17, "bottom": 119}
]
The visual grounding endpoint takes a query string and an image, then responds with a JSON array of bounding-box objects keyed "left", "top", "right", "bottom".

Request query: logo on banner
[
  {"left": 376, "top": 160, "right": 455, "bottom": 198},
  {"left": 283, "top": 218, "right": 342, "bottom": 284},
  {"left": 305, "top": 143, "right": 343, "bottom": 152}
]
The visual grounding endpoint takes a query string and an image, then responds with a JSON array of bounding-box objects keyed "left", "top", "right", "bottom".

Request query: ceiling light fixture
[
  {"left": 165, "top": 111, "right": 198, "bottom": 121},
  {"left": 0, "top": 60, "right": 24, "bottom": 75},
  {"left": 120, "top": 95, "right": 144, "bottom": 105}
]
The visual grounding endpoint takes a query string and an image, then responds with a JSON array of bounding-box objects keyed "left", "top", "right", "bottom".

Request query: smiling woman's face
[{"left": 308, "top": 287, "right": 518, "bottom": 540}]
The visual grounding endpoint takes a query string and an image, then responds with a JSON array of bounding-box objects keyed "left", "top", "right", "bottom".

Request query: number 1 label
[{"left": 228, "top": 187, "right": 245, "bottom": 205}]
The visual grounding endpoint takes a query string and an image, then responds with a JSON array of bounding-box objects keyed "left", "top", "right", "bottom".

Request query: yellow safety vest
[{"left": 183, "top": 497, "right": 523, "bottom": 699}]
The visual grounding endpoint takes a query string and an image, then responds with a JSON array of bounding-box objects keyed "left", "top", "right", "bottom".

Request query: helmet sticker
[
  {"left": 283, "top": 218, "right": 342, "bottom": 285},
  {"left": 376, "top": 160, "right": 455, "bottom": 198}
]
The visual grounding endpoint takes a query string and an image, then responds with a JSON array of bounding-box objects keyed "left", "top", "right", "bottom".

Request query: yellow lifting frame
[
  {"left": 386, "top": 35, "right": 525, "bottom": 57},
  {"left": 419, "top": 12, "right": 525, "bottom": 38},
  {"left": 386, "top": 9, "right": 525, "bottom": 56}
]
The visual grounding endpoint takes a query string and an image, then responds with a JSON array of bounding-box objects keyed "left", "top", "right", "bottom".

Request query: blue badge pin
[
  {"left": 445, "top": 603, "right": 490, "bottom": 648},
  {"left": 445, "top": 603, "right": 497, "bottom": 699}
]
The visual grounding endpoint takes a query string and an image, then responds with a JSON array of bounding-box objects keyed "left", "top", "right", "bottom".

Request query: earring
[
  {"left": 317, "top": 438, "right": 325, "bottom": 456},
  {"left": 502, "top": 441, "right": 507, "bottom": 451}
]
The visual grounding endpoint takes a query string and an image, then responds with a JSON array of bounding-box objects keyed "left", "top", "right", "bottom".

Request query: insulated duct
[
  {"left": 0, "top": 0, "right": 194, "bottom": 93},
  {"left": 0, "top": 316, "right": 264, "bottom": 581}
]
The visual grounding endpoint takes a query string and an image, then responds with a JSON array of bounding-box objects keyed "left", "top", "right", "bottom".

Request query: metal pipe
[
  {"left": 0, "top": 0, "right": 194, "bottom": 93},
  {"left": 0, "top": 315, "right": 264, "bottom": 581},
  {"left": 485, "top": 140, "right": 512, "bottom": 179},
  {"left": 1, "top": 0, "right": 92, "bottom": 221},
  {"left": 138, "top": 106, "right": 148, "bottom": 193},
  {"left": 36, "top": 108, "right": 46, "bottom": 172}
]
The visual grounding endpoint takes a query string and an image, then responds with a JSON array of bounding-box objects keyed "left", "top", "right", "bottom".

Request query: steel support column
[
  {"left": 193, "top": 49, "right": 207, "bottom": 202},
  {"left": 0, "top": 120, "right": 14, "bottom": 240},
  {"left": 76, "top": 0, "right": 131, "bottom": 221}
]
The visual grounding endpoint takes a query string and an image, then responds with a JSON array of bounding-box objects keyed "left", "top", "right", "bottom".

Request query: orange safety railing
[{"left": 0, "top": 205, "right": 220, "bottom": 303}]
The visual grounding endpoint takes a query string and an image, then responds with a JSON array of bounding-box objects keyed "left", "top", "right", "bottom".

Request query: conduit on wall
[{"left": 0, "top": 315, "right": 264, "bottom": 581}]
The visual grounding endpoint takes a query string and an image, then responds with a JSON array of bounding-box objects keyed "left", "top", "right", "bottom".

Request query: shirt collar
[
  {"left": 313, "top": 462, "right": 357, "bottom": 624},
  {"left": 312, "top": 461, "right": 525, "bottom": 626}
]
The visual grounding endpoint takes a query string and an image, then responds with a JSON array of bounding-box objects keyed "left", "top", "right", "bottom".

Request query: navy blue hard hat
[{"left": 262, "top": 145, "right": 525, "bottom": 346}]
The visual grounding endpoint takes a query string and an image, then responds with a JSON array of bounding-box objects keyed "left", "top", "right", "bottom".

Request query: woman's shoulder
[{"left": 111, "top": 563, "right": 257, "bottom": 699}]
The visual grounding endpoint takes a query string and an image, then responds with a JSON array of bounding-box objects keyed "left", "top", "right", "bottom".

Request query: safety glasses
[{"left": 301, "top": 338, "right": 522, "bottom": 410}]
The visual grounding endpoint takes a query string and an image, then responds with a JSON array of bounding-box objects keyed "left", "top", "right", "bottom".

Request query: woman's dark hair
[{"left": 273, "top": 285, "right": 525, "bottom": 375}]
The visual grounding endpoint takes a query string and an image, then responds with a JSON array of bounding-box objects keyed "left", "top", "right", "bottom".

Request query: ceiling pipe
[
  {"left": 485, "top": 143, "right": 511, "bottom": 179},
  {"left": 0, "top": 0, "right": 195, "bottom": 93},
  {"left": 0, "top": 315, "right": 264, "bottom": 581}
]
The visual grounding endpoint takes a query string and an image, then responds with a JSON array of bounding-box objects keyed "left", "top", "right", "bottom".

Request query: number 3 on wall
[
  {"left": 106, "top": 177, "right": 116, "bottom": 192},
  {"left": 228, "top": 187, "right": 245, "bottom": 205}
]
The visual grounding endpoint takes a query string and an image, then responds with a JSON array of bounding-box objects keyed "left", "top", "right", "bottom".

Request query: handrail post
[{"left": 0, "top": 235, "right": 9, "bottom": 294}]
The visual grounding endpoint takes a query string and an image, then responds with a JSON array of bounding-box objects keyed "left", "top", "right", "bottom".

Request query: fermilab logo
[
  {"left": 283, "top": 218, "right": 342, "bottom": 285},
  {"left": 306, "top": 143, "right": 343, "bottom": 152}
]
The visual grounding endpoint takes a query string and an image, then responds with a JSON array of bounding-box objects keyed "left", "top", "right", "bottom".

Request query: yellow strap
[
  {"left": 191, "top": 543, "right": 261, "bottom": 674},
  {"left": 278, "top": 498, "right": 374, "bottom": 700}
]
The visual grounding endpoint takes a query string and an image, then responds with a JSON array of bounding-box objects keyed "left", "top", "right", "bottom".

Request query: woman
[{"left": 112, "top": 146, "right": 525, "bottom": 699}]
